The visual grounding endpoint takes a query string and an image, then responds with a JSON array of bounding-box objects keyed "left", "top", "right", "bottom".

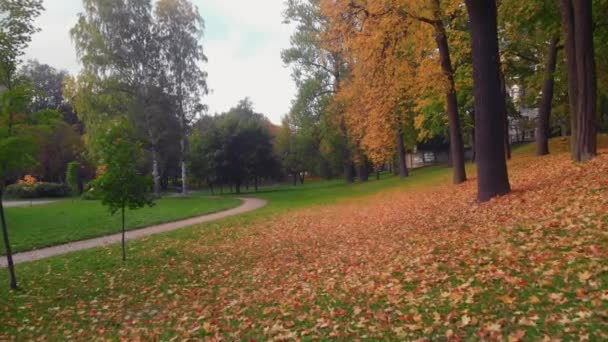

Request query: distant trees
[{"left": 189, "top": 99, "right": 278, "bottom": 194}]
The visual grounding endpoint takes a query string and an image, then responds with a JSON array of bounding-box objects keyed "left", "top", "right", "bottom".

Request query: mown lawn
[
  {"left": 1, "top": 137, "right": 607, "bottom": 340},
  {"left": 2, "top": 195, "right": 241, "bottom": 254}
]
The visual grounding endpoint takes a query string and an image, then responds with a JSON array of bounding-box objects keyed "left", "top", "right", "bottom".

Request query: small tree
[{"left": 91, "top": 120, "right": 153, "bottom": 262}]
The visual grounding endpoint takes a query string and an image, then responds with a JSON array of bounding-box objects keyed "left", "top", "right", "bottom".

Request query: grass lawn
[
  {"left": 2, "top": 194, "right": 241, "bottom": 254},
  {"left": 1, "top": 137, "right": 607, "bottom": 340}
]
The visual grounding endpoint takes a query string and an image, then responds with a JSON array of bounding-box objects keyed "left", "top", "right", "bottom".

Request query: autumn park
[{"left": 1, "top": 0, "right": 608, "bottom": 339}]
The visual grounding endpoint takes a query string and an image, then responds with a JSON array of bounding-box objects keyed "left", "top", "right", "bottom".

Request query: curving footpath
[{"left": 0, "top": 197, "right": 267, "bottom": 267}]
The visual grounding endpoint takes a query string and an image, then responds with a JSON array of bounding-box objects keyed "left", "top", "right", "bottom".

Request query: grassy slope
[
  {"left": 1, "top": 136, "right": 607, "bottom": 340},
  {"left": 2, "top": 195, "right": 241, "bottom": 254}
]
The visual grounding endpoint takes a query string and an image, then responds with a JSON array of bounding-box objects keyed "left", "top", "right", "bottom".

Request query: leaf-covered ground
[{"left": 2, "top": 141, "right": 608, "bottom": 340}]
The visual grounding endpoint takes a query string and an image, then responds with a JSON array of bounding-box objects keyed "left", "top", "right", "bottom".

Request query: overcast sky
[{"left": 24, "top": 0, "right": 296, "bottom": 124}]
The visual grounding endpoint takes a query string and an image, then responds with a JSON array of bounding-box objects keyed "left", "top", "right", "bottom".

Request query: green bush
[
  {"left": 66, "top": 161, "right": 81, "bottom": 195},
  {"left": 4, "top": 182, "right": 71, "bottom": 199}
]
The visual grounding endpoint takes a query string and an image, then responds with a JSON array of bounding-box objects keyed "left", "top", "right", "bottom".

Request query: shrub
[
  {"left": 66, "top": 161, "right": 81, "bottom": 195},
  {"left": 4, "top": 182, "right": 71, "bottom": 199}
]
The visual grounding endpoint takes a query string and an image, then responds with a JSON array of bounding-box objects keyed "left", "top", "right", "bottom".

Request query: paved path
[
  {"left": 0, "top": 197, "right": 267, "bottom": 267},
  {"left": 3, "top": 200, "right": 58, "bottom": 208}
]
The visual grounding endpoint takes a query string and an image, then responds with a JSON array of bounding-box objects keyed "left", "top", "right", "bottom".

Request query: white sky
[{"left": 24, "top": 0, "right": 297, "bottom": 124}]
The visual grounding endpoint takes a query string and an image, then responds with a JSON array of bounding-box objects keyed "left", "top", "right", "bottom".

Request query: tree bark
[
  {"left": 536, "top": 36, "right": 560, "bottom": 156},
  {"left": 559, "top": 0, "right": 579, "bottom": 159},
  {"left": 465, "top": 0, "right": 511, "bottom": 202},
  {"left": 344, "top": 163, "right": 355, "bottom": 183},
  {"left": 293, "top": 172, "right": 298, "bottom": 186},
  {"left": 396, "top": 129, "right": 408, "bottom": 178},
  {"left": 121, "top": 206, "right": 126, "bottom": 262},
  {"left": 254, "top": 176, "right": 259, "bottom": 192},
  {"left": 151, "top": 149, "right": 161, "bottom": 197},
  {"left": 431, "top": 4, "right": 466, "bottom": 184},
  {"left": 572, "top": 0, "right": 597, "bottom": 161},
  {"left": 0, "top": 192, "right": 18, "bottom": 290}
]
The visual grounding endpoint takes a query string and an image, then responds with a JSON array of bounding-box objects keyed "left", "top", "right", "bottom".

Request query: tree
[
  {"left": 0, "top": 0, "right": 43, "bottom": 89},
  {"left": 0, "top": 0, "right": 45, "bottom": 290},
  {"left": 155, "top": 0, "right": 208, "bottom": 196},
  {"left": 66, "top": 161, "right": 81, "bottom": 195},
  {"left": 283, "top": 0, "right": 354, "bottom": 183},
  {"left": 71, "top": 0, "right": 171, "bottom": 196},
  {"left": 189, "top": 99, "right": 278, "bottom": 194},
  {"left": 90, "top": 119, "right": 153, "bottom": 261},
  {"left": 0, "top": 84, "right": 60, "bottom": 289},
  {"left": 464, "top": 0, "right": 511, "bottom": 202}
]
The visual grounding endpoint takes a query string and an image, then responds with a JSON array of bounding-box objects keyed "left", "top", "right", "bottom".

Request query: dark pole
[
  {"left": 121, "top": 205, "right": 126, "bottom": 262},
  {"left": 0, "top": 190, "right": 18, "bottom": 290}
]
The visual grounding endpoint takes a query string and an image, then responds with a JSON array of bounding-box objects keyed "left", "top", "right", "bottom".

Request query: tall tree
[
  {"left": 283, "top": 0, "right": 354, "bottom": 183},
  {"left": 536, "top": 36, "right": 560, "bottom": 156},
  {"left": 0, "top": 0, "right": 44, "bottom": 290},
  {"left": 572, "top": 1, "right": 597, "bottom": 161},
  {"left": 155, "top": 0, "right": 208, "bottom": 196},
  {"left": 71, "top": 0, "right": 168, "bottom": 196},
  {"left": 464, "top": 0, "right": 511, "bottom": 202}
]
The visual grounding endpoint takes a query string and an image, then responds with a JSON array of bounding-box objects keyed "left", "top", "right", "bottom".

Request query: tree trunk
[
  {"left": 344, "top": 163, "right": 355, "bottom": 183},
  {"left": 358, "top": 163, "right": 369, "bottom": 182},
  {"left": 432, "top": 8, "right": 466, "bottom": 184},
  {"left": 376, "top": 169, "right": 380, "bottom": 180},
  {"left": 0, "top": 192, "right": 18, "bottom": 290},
  {"left": 293, "top": 172, "right": 298, "bottom": 186},
  {"left": 470, "top": 110, "right": 476, "bottom": 163},
  {"left": 254, "top": 176, "right": 258, "bottom": 192},
  {"left": 235, "top": 181, "right": 241, "bottom": 195},
  {"left": 572, "top": 0, "right": 597, "bottom": 161},
  {"left": 299, "top": 172, "right": 305, "bottom": 185},
  {"left": 396, "top": 129, "right": 408, "bottom": 178},
  {"left": 559, "top": 0, "right": 579, "bottom": 159},
  {"left": 208, "top": 180, "right": 214, "bottom": 195},
  {"left": 121, "top": 206, "right": 126, "bottom": 262},
  {"left": 465, "top": 0, "right": 511, "bottom": 202},
  {"left": 536, "top": 36, "right": 560, "bottom": 156},
  {"left": 151, "top": 149, "right": 161, "bottom": 197}
]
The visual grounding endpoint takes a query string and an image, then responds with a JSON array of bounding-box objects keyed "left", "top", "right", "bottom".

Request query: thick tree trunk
[
  {"left": 358, "top": 163, "right": 369, "bottom": 182},
  {"left": 151, "top": 149, "right": 161, "bottom": 197},
  {"left": 465, "top": 0, "right": 511, "bottom": 202},
  {"left": 536, "top": 36, "right": 560, "bottom": 156},
  {"left": 396, "top": 130, "right": 408, "bottom": 178},
  {"left": 121, "top": 206, "right": 126, "bottom": 262},
  {"left": 432, "top": 10, "right": 466, "bottom": 184},
  {"left": 0, "top": 192, "right": 18, "bottom": 290},
  {"left": 572, "top": 0, "right": 597, "bottom": 161}
]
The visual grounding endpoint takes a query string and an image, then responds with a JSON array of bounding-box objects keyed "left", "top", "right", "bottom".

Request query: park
[{"left": 1, "top": 0, "right": 608, "bottom": 340}]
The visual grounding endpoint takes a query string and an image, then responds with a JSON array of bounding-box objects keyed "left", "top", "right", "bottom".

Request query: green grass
[
  {"left": 2, "top": 194, "right": 241, "bottom": 254},
  {"left": 237, "top": 165, "right": 455, "bottom": 214}
]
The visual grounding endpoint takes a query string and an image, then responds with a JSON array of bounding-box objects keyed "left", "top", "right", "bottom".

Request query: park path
[
  {"left": 0, "top": 197, "right": 267, "bottom": 267},
  {"left": 3, "top": 200, "right": 58, "bottom": 208}
]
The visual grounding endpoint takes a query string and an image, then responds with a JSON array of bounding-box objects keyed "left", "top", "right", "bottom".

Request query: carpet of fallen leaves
[{"left": 2, "top": 147, "right": 608, "bottom": 340}]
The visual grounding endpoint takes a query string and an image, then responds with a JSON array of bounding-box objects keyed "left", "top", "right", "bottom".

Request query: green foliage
[
  {"left": 0, "top": 0, "right": 44, "bottom": 87},
  {"left": 4, "top": 182, "right": 71, "bottom": 199},
  {"left": 0, "top": 83, "right": 61, "bottom": 186},
  {"left": 89, "top": 119, "right": 153, "bottom": 215},
  {"left": 66, "top": 161, "right": 80, "bottom": 195},
  {"left": 189, "top": 99, "right": 278, "bottom": 192}
]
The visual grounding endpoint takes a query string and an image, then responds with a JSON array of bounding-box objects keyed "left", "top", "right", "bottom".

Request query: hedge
[{"left": 4, "top": 182, "right": 72, "bottom": 199}]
